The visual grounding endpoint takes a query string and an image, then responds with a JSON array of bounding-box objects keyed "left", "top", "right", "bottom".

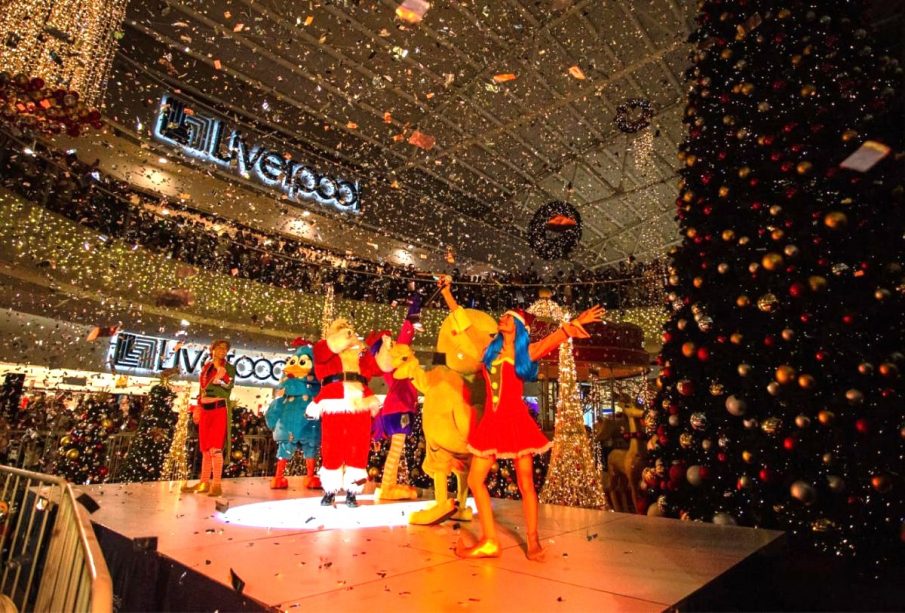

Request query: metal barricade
[
  {"left": 0, "top": 465, "right": 112, "bottom": 612},
  {"left": 242, "top": 435, "right": 275, "bottom": 477},
  {"left": 104, "top": 433, "right": 136, "bottom": 483}
]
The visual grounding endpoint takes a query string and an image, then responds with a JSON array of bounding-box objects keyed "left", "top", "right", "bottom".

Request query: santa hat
[
  {"left": 503, "top": 308, "right": 534, "bottom": 332},
  {"left": 365, "top": 329, "right": 392, "bottom": 354},
  {"left": 289, "top": 337, "right": 312, "bottom": 348}
]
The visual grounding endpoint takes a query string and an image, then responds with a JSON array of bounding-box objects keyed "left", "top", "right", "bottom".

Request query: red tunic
[{"left": 467, "top": 358, "right": 551, "bottom": 459}]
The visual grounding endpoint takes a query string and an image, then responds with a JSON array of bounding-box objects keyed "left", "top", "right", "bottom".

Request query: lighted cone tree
[
  {"left": 161, "top": 397, "right": 191, "bottom": 482},
  {"left": 529, "top": 296, "right": 606, "bottom": 509},
  {"left": 644, "top": 1, "right": 904, "bottom": 569}
]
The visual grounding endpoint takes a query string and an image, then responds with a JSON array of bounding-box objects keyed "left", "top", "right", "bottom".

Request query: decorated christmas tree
[
  {"left": 118, "top": 385, "right": 177, "bottom": 483},
  {"left": 55, "top": 396, "right": 117, "bottom": 484},
  {"left": 224, "top": 406, "right": 266, "bottom": 478},
  {"left": 644, "top": 1, "right": 904, "bottom": 569}
]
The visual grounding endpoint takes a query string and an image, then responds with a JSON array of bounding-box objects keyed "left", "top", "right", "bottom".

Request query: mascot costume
[
  {"left": 306, "top": 319, "right": 392, "bottom": 507},
  {"left": 265, "top": 340, "right": 321, "bottom": 489},
  {"left": 372, "top": 296, "right": 423, "bottom": 501},
  {"left": 392, "top": 276, "right": 497, "bottom": 524}
]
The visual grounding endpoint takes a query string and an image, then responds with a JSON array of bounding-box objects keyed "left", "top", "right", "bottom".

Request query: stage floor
[{"left": 79, "top": 478, "right": 782, "bottom": 611}]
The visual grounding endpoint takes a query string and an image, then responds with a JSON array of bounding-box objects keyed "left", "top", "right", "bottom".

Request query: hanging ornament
[{"left": 615, "top": 98, "right": 654, "bottom": 133}]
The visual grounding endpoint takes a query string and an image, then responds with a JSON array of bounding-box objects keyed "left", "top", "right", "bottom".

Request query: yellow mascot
[{"left": 392, "top": 276, "right": 496, "bottom": 525}]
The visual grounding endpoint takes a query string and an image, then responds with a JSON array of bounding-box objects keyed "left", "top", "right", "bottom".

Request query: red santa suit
[{"left": 305, "top": 339, "right": 384, "bottom": 494}]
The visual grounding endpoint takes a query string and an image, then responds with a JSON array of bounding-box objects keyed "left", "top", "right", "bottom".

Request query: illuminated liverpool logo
[{"left": 153, "top": 94, "right": 361, "bottom": 213}]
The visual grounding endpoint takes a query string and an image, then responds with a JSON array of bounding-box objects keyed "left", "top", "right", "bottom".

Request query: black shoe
[
  {"left": 345, "top": 493, "right": 358, "bottom": 508},
  {"left": 320, "top": 492, "right": 335, "bottom": 506}
]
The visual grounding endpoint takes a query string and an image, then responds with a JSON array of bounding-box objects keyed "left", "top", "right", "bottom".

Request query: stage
[{"left": 78, "top": 478, "right": 784, "bottom": 611}]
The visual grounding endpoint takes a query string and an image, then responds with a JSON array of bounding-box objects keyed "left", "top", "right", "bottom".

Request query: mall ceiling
[{"left": 109, "top": 0, "right": 903, "bottom": 272}]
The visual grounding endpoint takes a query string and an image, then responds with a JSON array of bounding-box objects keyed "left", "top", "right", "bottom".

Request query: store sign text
[
  {"left": 153, "top": 94, "right": 360, "bottom": 213},
  {"left": 108, "top": 332, "right": 284, "bottom": 386}
]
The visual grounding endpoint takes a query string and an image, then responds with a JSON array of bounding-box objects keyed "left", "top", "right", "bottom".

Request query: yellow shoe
[
  {"left": 207, "top": 483, "right": 222, "bottom": 497},
  {"left": 180, "top": 481, "right": 209, "bottom": 493},
  {"left": 456, "top": 538, "right": 501, "bottom": 559}
]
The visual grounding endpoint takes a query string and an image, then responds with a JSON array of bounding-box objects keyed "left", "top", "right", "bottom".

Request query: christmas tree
[
  {"left": 118, "top": 385, "right": 177, "bottom": 483},
  {"left": 644, "top": 1, "right": 904, "bottom": 569},
  {"left": 224, "top": 406, "right": 266, "bottom": 478},
  {"left": 55, "top": 396, "right": 117, "bottom": 484}
]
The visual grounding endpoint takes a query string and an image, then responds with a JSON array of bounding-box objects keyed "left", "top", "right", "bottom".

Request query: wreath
[
  {"left": 528, "top": 201, "right": 582, "bottom": 260},
  {"left": 615, "top": 98, "right": 653, "bottom": 133}
]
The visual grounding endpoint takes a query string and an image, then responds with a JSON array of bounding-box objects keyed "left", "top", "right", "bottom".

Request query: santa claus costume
[{"left": 306, "top": 319, "right": 389, "bottom": 507}]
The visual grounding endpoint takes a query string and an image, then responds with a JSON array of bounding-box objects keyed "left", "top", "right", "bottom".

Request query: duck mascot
[
  {"left": 265, "top": 339, "right": 321, "bottom": 489},
  {"left": 392, "top": 276, "right": 497, "bottom": 524},
  {"left": 306, "top": 318, "right": 393, "bottom": 507}
]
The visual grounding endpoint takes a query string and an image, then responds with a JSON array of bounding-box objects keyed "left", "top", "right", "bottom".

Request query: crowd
[{"left": 0, "top": 131, "right": 665, "bottom": 312}]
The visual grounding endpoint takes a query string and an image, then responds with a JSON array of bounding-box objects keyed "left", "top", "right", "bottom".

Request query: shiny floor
[{"left": 79, "top": 478, "right": 782, "bottom": 612}]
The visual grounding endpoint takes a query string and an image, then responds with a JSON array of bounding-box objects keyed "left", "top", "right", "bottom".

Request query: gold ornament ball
[
  {"left": 770, "top": 228, "right": 784, "bottom": 241},
  {"left": 693, "top": 277, "right": 704, "bottom": 288},
  {"left": 231, "top": 450, "right": 244, "bottom": 460},
  {"left": 718, "top": 186, "right": 730, "bottom": 198},
  {"left": 781, "top": 328, "right": 795, "bottom": 341},
  {"left": 875, "top": 288, "right": 891, "bottom": 301},
  {"left": 762, "top": 252, "right": 783, "bottom": 271},
  {"left": 490, "top": 462, "right": 499, "bottom": 473},
  {"left": 796, "top": 161, "right": 813, "bottom": 175},
  {"left": 101, "top": 418, "right": 113, "bottom": 430},
  {"left": 741, "top": 450, "right": 754, "bottom": 463},
  {"left": 790, "top": 481, "right": 817, "bottom": 505},
  {"left": 798, "top": 374, "right": 816, "bottom": 390},
  {"left": 800, "top": 84, "right": 816, "bottom": 97},
  {"left": 808, "top": 275, "right": 828, "bottom": 292},
  {"left": 66, "top": 449, "right": 80, "bottom": 460},
  {"left": 841, "top": 129, "right": 858, "bottom": 142},
  {"left": 795, "top": 414, "right": 811, "bottom": 428},
  {"left": 823, "top": 211, "right": 848, "bottom": 229},
  {"left": 784, "top": 244, "right": 799, "bottom": 258},
  {"left": 845, "top": 389, "right": 864, "bottom": 405},
  {"left": 761, "top": 417, "right": 782, "bottom": 435},
  {"left": 738, "top": 166, "right": 751, "bottom": 178},
  {"left": 776, "top": 365, "right": 796, "bottom": 385},
  {"left": 738, "top": 363, "right": 752, "bottom": 377},
  {"left": 766, "top": 382, "right": 782, "bottom": 396},
  {"left": 721, "top": 229, "right": 736, "bottom": 241},
  {"left": 730, "top": 332, "right": 744, "bottom": 345},
  {"left": 818, "top": 410, "right": 835, "bottom": 426},
  {"left": 738, "top": 236, "right": 751, "bottom": 246},
  {"left": 822, "top": 453, "right": 834, "bottom": 465},
  {"left": 871, "top": 475, "right": 892, "bottom": 494},
  {"left": 757, "top": 293, "right": 779, "bottom": 313},
  {"left": 718, "top": 263, "right": 729, "bottom": 274},
  {"left": 736, "top": 295, "right": 750, "bottom": 308},
  {"left": 506, "top": 483, "right": 519, "bottom": 495},
  {"left": 60, "top": 436, "right": 71, "bottom": 447},
  {"left": 681, "top": 342, "right": 697, "bottom": 358},
  {"left": 368, "top": 467, "right": 379, "bottom": 478}
]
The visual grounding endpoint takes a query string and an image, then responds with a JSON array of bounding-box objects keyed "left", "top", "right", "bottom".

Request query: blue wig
[{"left": 483, "top": 318, "right": 538, "bottom": 382}]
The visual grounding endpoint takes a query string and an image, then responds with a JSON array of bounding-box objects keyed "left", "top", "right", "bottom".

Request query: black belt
[
  {"left": 201, "top": 399, "right": 227, "bottom": 410},
  {"left": 322, "top": 372, "right": 368, "bottom": 386},
  {"left": 432, "top": 352, "right": 447, "bottom": 366}
]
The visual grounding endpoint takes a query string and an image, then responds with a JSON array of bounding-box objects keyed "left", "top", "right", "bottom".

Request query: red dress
[{"left": 467, "top": 358, "right": 551, "bottom": 459}]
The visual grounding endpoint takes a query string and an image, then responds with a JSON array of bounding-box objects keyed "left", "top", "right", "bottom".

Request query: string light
[
  {"left": 0, "top": 0, "right": 128, "bottom": 108},
  {"left": 1, "top": 192, "right": 668, "bottom": 352}
]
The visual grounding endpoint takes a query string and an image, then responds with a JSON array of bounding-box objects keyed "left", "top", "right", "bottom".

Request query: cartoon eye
[
  {"left": 299, "top": 356, "right": 311, "bottom": 367},
  {"left": 287, "top": 357, "right": 298, "bottom": 366}
]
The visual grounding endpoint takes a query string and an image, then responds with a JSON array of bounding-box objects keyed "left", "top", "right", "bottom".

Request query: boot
[
  {"left": 345, "top": 492, "right": 359, "bottom": 508},
  {"left": 207, "top": 483, "right": 223, "bottom": 497},
  {"left": 181, "top": 481, "right": 209, "bottom": 494},
  {"left": 304, "top": 458, "right": 322, "bottom": 489},
  {"left": 320, "top": 492, "right": 336, "bottom": 506},
  {"left": 271, "top": 459, "right": 288, "bottom": 489}
]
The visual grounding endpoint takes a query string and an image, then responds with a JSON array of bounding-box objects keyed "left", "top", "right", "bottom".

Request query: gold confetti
[
  {"left": 233, "top": 23, "right": 244, "bottom": 32},
  {"left": 304, "top": 15, "right": 314, "bottom": 26},
  {"left": 568, "top": 65, "right": 586, "bottom": 80},
  {"left": 492, "top": 73, "right": 517, "bottom": 84}
]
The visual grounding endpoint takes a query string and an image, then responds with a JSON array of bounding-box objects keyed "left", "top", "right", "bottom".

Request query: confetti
[
  {"left": 408, "top": 130, "right": 435, "bottom": 150},
  {"left": 568, "top": 65, "right": 586, "bottom": 80},
  {"left": 840, "top": 141, "right": 891, "bottom": 172},
  {"left": 492, "top": 73, "right": 517, "bottom": 84}
]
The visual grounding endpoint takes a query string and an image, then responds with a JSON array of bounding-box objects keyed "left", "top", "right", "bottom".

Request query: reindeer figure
[{"left": 605, "top": 407, "right": 646, "bottom": 513}]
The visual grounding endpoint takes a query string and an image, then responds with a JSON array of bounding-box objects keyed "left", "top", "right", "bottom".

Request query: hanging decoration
[
  {"left": 528, "top": 201, "right": 583, "bottom": 260},
  {"left": 0, "top": 0, "right": 127, "bottom": 134},
  {"left": 615, "top": 98, "right": 654, "bottom": 134}
]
